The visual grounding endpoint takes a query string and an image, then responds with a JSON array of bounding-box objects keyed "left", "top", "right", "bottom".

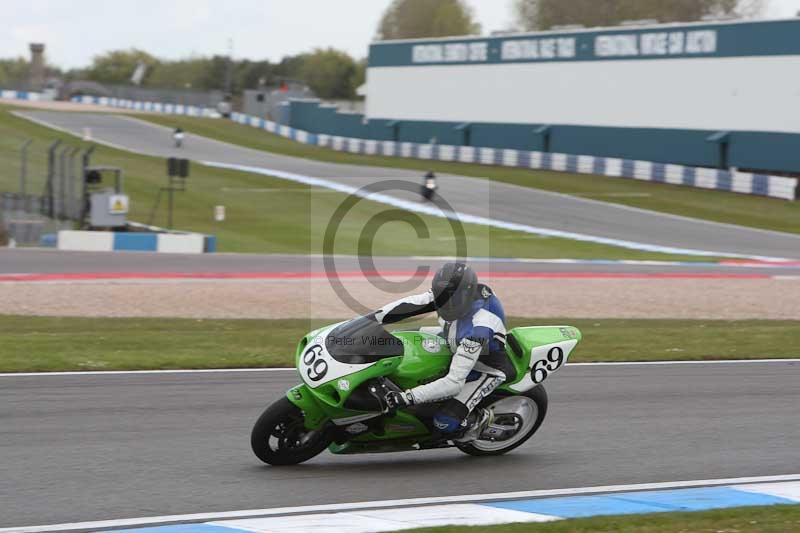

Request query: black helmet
[{"left": 431, "top": 263, "right": 478, "bottom": 321}]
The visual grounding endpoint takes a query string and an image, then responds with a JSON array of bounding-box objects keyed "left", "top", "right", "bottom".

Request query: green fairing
[
  {"left": 287, "top": 323, "right": 581, "bottom": 448},
  {"left": 392, "top": 331, "right": 452, "bottom": 389},
  {"left": 285, "top": 384, "right": 327, "bottom": 429}
]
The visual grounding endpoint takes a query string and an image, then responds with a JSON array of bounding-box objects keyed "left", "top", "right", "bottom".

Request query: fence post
[
  {"left": 45, "top": 139, "right": 62, "bottom": 218},
  {"left": 58, "top": 145, "right": 71, "bottom": 220},
  {"left": 68, "top": 147, "right": 82, "bottom": 220},
  {"left": 19, "top": 139, "right": 32, "bottom": 197},
  {"left": 78, "top": 146, "right": 96, "bottom": 226}
]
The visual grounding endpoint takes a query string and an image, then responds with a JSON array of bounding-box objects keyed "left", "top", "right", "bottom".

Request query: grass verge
[
  {"left": 139, "top": 114, "right": 800, "bottom": 235},
  {"left": 401, "top": 504, "right": 800, "bottom": 533},
  {"left": 0, "top": 104, "right": 711, "bottom": 260},
  {"left": 1, "top": 315, "right": 798, "bottom": 372}
]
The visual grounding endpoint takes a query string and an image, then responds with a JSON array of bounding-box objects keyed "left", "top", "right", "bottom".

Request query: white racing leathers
[{"left": 374, "top": 286, "right": 508, "bottom": 432}]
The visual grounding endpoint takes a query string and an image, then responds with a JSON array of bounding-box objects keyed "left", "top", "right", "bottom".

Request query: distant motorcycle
[
  {"left": 250, "top": 315, "right": 581, "bottom": 465},
  {"left": 421, "top": 172, "right": 437, "bottom": 201},
  {"left": 173, "top": 128, "right": 185, "bottom": 148}
]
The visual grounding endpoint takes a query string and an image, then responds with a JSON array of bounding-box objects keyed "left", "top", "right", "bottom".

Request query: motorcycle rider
[
  {"left": 173, "top": 127, "right": 185, "bottom": 148},
  {"left": 373, "top": 262, "right": 514, "bottom": 442}
]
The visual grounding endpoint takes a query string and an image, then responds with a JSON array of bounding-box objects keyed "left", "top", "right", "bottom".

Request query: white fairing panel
[
  {"left": 298, "top": 326, "right": 377, "bottom": 389},
  {"left": 508, "top": 339, "right": 578, "bottom": 393}
]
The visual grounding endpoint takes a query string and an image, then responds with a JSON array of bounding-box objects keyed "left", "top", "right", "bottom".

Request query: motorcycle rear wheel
[
  {"left": 251, "top": 397, "right": 331, "bottom": 466},
  {"left": 456, "top": 385, "right": 548, "bottom": 457}
]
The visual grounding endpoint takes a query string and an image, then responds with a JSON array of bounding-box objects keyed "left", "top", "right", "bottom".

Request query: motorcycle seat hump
[{"left": 325, "top": 315, "right": 405, "bottom": 365}]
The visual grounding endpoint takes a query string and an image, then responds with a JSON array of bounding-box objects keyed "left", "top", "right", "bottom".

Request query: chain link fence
[{"left": 0, "top": 138, "right": 93, "bottom": 245}]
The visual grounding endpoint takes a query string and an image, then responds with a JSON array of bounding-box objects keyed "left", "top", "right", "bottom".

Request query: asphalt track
[
  {"left": 15, "top": 110, "right": 800, "bottom": 259},
  {"left": 2, "top": 362, "right": 799, "bottom": 527},
  {"left": 3, "top": 248, "right": 800, "bottom": 277}
]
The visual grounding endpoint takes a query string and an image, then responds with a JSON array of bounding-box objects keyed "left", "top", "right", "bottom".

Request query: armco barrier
[
  {"left": 70, "top": 95, "right": 220, "bottom": 118},
  {"left": 65, "top": 98, "right": 800, "bottom": 201},
  {"left": 228, "top": 112, "right": 799, "bottom": 201},
  {"left": 0, "top": 89, "right": 44, "bottom": 101},
  {"left": 57, "top": 230, "right": 215, "bottom": 254}
]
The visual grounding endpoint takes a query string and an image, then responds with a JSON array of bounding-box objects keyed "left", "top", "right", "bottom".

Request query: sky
[{"left": 0, "top": 0, "right": 798, "bottom": 69}]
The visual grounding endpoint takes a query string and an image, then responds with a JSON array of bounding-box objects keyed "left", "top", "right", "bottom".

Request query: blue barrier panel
[
  {"left": 683, "top": 166, "right": 697, "bottom": 187},
  {"left": 717, "top": 170, "right": 733, "bottom": 191},
  {"left": 566, "top": 154, "right": 579, "bottom": 173},
  {"left": 592, "top": 157, "right": 606, "bottom": 175},
  {"left": 652, "top": 163, "right": 667, "bottom": 182},
  {"left": 752, "top": 174, "right": 770, "bottom": 195},
  {"left": 621, "top": 159, "right": 635, "bottom": 178},
  {"left": 114, "top": 233, "right": 158, "bottom": 251},
  {"left": 204, "top": 235, "right": 217, "bottom": 253}
]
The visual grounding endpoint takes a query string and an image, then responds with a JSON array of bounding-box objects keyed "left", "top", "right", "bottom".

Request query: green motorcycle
[{"left": 251, "top": 315, "right": 581, "bottom": 465}]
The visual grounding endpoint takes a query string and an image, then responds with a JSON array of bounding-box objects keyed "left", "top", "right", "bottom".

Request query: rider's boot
[{"left": 453, "top": 407, "right": 494, "bottom": 443}]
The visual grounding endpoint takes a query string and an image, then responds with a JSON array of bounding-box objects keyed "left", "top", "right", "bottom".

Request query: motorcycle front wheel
[
  {"left": 456, "top": 385, "right": 548, "bottom": 457},
  {"left": 251, "top": 397, "right": 331, "bottom": 466}
]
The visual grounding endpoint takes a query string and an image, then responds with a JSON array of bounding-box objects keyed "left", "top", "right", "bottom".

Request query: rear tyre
[
  {"left": 250, "top": 397, "right": 331, "bottom": 466},
  {"left": 456, "top": 385, "right": 548, "bottom": 457}
]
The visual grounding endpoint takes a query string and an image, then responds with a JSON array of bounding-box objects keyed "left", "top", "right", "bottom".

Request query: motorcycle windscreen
[{"left": 325, "top": 315, "right": 404, "bottom": 365}]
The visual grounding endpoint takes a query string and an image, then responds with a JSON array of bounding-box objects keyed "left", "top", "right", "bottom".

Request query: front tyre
[
  {"left": 456, "top": 385, "right": 548, "bottom": 457},
  {"left": 251, "top": 397, "right": 331, "bottom": 466}
]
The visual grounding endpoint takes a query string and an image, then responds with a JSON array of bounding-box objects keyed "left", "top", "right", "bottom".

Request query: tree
[
  {"left": 0, "top": 57, "right": 30, "bottom": 87},
  {"left": 512, "top": 0, "right": 767, "bottom": 31},
  {"left": 300, "top": 48, "right": 360, "bottom": 99},
  {"left": 147, "top": 56, "right": 213, "bottom": 89},
  {"left": 86, "top": 49, "right": 158, "bottom": 85},
  {"left": 376, "top": 0, "right": 481, "bottom": 40}
]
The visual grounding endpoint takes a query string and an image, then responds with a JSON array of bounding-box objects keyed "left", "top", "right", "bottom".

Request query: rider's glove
[{"left": 384, "top": 390, "right": 413, "bottom": 410}]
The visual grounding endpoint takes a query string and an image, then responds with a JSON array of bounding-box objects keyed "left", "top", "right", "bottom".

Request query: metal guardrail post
[
  {"left": 19, "top": 139, "right": 32, "bottom": 197},
  {"left": 45, "top": 139, "right": 62, "bottom": 218}
]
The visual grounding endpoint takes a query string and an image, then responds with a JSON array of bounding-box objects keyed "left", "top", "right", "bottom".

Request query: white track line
[
  {"left": 1, "top": 359, "right": 798, "bottom": 378},
  {"left": 4, "top": 474, "right": 800, "bottom": 533},
  {"left": 0, "top": 368, "right": 295, "bottom": 377}
]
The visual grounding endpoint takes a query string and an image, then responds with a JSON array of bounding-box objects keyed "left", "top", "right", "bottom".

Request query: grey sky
[{"left": 0, "top": 0, "right": 797, "bottom": 69}]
